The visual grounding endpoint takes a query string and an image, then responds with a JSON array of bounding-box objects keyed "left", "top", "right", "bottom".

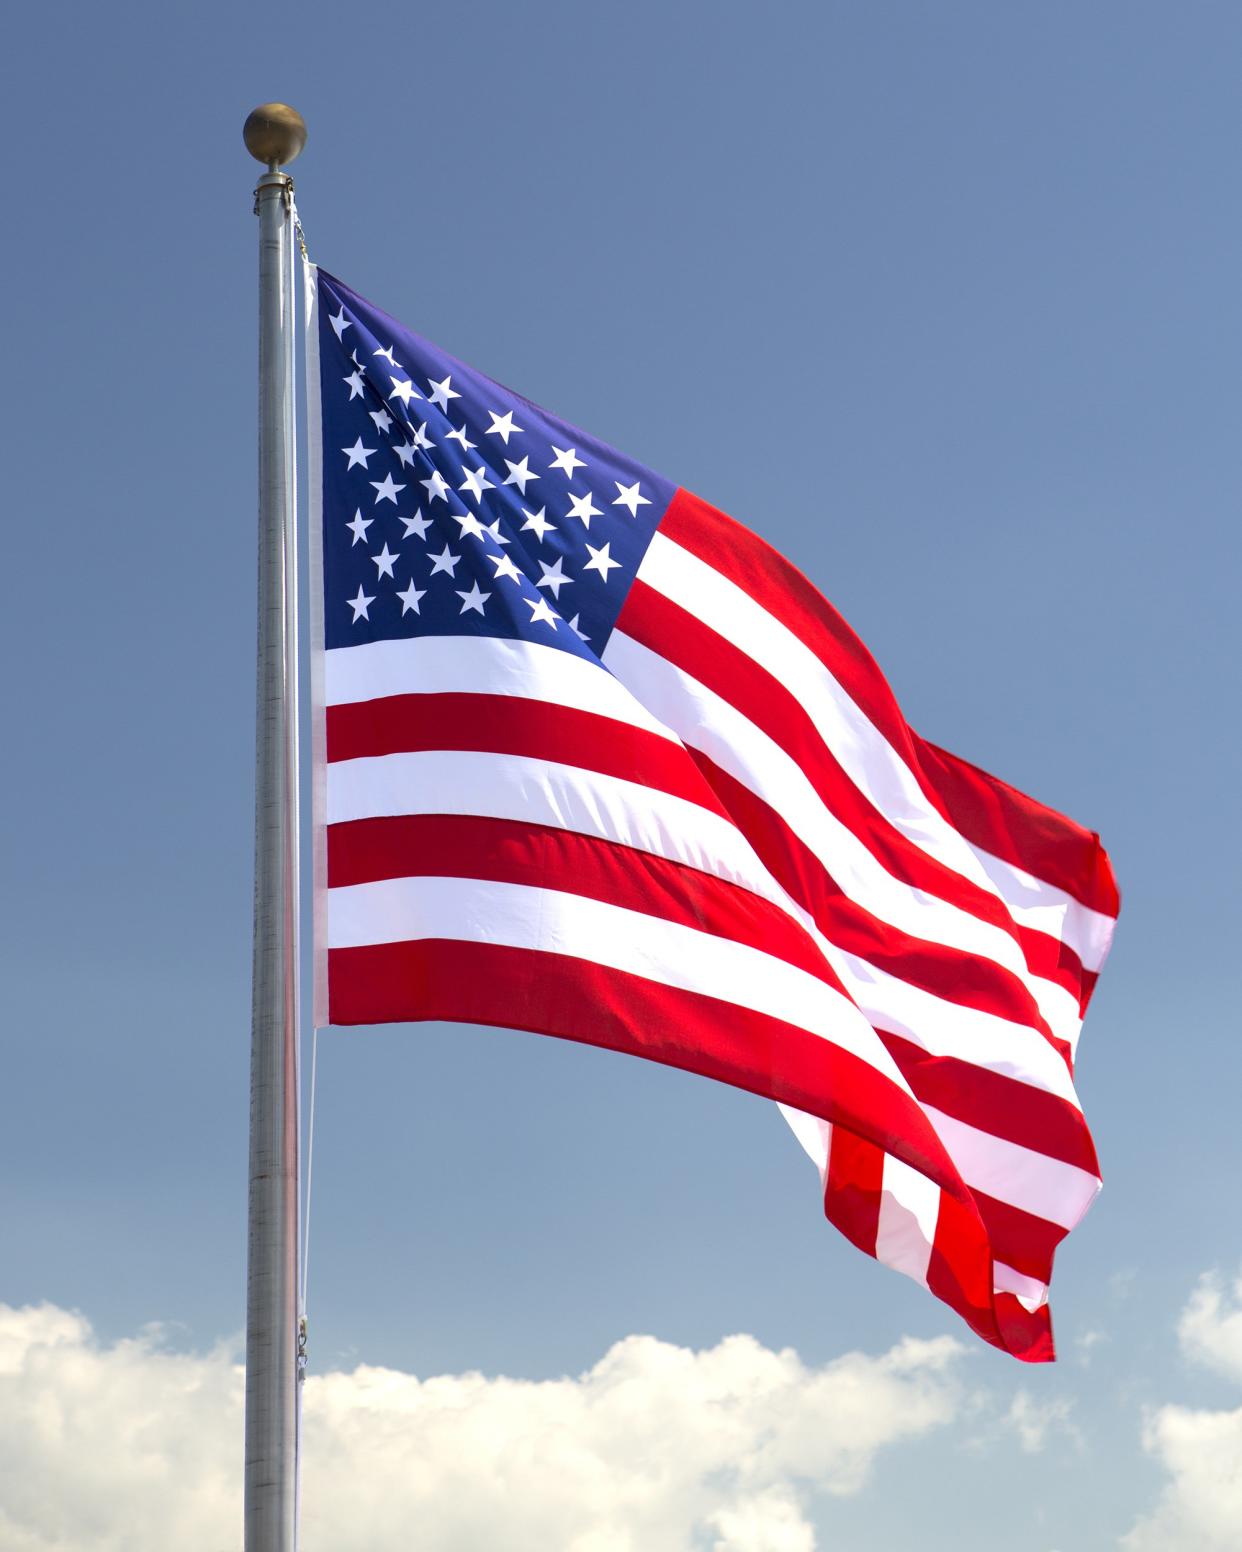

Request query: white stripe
[
  {"left": 835, "top": 949, "right": 1081, "bottom": 1107},
  {"left": 604, "top": 629, "right": 1083, "bottom": 1052},
  {"left": 326, "top": 874, "right": 910, "bottom": 1089},
  {"left": 327, "top": 748, "right": 781, "bottom": 905},
  {"left": 970, "top": 844, "right": 1116, "bottom": 978},
  {"left": 921, "top": 1105, "right": 1100, "bottom": 1230},
  {"left": 635, "top": 532, "right": 1113, "bottom": 972},
  {"left": 779, "top": 1106, "right": 831, "bottom": 1177},
  {"left": 325, "top": 634, "right": 677, "bottom": 742},
  {"left": 992, "top": 1260, "right": 1050, "bottom": 1311},
  {"left": 875, "top": 1153, "right": 940, "bottom": 1287}
]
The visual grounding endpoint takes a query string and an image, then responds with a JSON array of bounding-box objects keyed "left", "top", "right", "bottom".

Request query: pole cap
[{"left": 243, "top": 103, "right": 307, "bottom": 168}]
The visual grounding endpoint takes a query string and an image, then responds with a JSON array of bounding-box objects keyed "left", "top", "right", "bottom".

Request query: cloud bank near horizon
[
  {"left": 0, "top": 1304, "right": 964, "bottom": 1551},
  {"left": 6, "top": 1273, "right": 1239, "bottom": 1552}
]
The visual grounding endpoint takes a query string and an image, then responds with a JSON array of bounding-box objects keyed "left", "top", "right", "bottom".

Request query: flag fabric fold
[{"left": 307, "top": 265, "right": 1119, "bottom": 1361}]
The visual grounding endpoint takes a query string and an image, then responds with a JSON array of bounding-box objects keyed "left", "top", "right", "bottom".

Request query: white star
[
  {"left": 329, "top": 308, "right": 352, "bottom": 340},
  {"left": 459, "top": 465, "right": 496, "bottom": 502},
  {"left": 346, "top": 509, "right": 373, "bottom": 545},
  {"left": 392, "top": 441, "right": 419, "bottom": 468},
  {"left": 347, "top": 585, "right": 375, "bottom": 622},
  {"left": 396, "top": 578, "right": 426, "bottom": 615},
  {"left": 421, "top": 469, "right": 451, "bottom": 503},
  {"left": 456, "top": 580, "right": 491, "bottom": 615},
  {"left": 488, "top": 552, "right": 524, "bottom": 583},
  {"left": 481, "top": 519, "right": 511, "bottom": 547},
  {"left": 344, "top": 370, "right": 365, "bottom": 400},
  {"left": 503, "top": 456, "right": 539, "bottom": 494},
  {"left": 429, "top": 545, "right": 461, "bottom": 576},
  {"left": 389, "top": 377, "right": 421, "bottom": 407},
  {"left": 371, "top": 543, "right": 398, "bottom": 579},
  {"left": 524, "top": 595, "right": 560, "bottom": 629},
  {"left": 549, "top": 445, "right": 587, "bottom": 478},
  {"left": 567, "top": 614, "right": 590, "bottom": 642},
  {"left": 445, "top": 422, "right": 477, "bottom": 452},
  {"left": 452, "top": 510, "right": 487, "bottom": 541},
  {"left": 485, "top": 410, "right": 523, "bottom": 444},
  {"left": 536, "top": 557, "right": 573, "bottom": 598},
  {"left": 427, "top": 375, "right": 461, "bottom": 412},
  {"left": 583, "top": 541, "right": 621, "bottom": 581},
  {"left": 520, "top": 506, "right": 555, "bottom": 542},
  {"left": 400, "top": 509, "right": 433, "bottom": 541},
  {"left": 566, "top": 490, "right": 602, "bottom": 528},
  {"left": 369, "top": 408, "right": 394, "bottom": 435},
  {"left": 373, "top": 344, "right": 403, "bottom": 370},
  {"left": 371, "top": 473, "right": 406, "bottom": 505},
  {"left": 410, "top": 422, "right": 434, "bottom": 451},
  {"left": 613, "top": 480, "right": 651, "bottom": 517},
  {"left": 343, "top": 437, "right": 376, "bottom": 470}
]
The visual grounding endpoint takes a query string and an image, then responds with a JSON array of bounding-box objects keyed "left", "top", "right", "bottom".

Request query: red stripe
[
  {"left": 327, "top": 691, "right": 730, "bottom": 820},
  {"left": 993, "top": 1294, "right": 1055, "bottom": 1364},
  {"left": 824, "top": 1129, "right": 882, "bottom": 1258},
  {"left": 877, "top": 1031, "right": 1099, "bottom": 1177},
  {"left": 1079, "top": 969, "right": 1100, "bottom": 1012},
  {"left": 912, "top": 736, "right": 1120, "bottom": 922},
  {"left": 328, "top": 812, "right": 847, "bottom": 996},
  {"left": 685, "top": 753, "right": 1075, "bottom": 1070},
  {"left": 926, "top": 1189, "right": 1055, "bottom": 1363},
  {"left": 660, "top": 488, "right": 1118, "bottom": 920},
  {"left": 619, "top": 577, "right": 1088, "bottom": 1007},
  {"left": 969, "top": 1188, "right": 1070, "bottom": 1287}
]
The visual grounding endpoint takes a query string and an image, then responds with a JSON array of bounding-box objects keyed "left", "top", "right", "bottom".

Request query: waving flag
[{"left": 308, "top": 266, "right": 1118, "bottom": 1362}]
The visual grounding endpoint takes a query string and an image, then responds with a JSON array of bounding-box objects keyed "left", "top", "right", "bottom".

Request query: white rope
[
  {"left": 289, "top": 186, "right": 306, "bottom": 1328},
  {"left": 288, "top": 187, "right": 307, "bottom": 1552},
  {"left": 291, "top": 200, "right": 318, "bottom": 1340},
  {"left": 301, "top": 1025, "right": 320, "bottom": 1317}
]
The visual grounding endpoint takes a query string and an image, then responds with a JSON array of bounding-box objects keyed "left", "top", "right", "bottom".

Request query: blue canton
[{"left": 317, "top": 270, "right": 673, "bottom": 659}]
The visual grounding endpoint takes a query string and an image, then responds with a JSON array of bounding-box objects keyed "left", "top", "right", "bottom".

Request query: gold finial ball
[{"left": 243, "top": 103, "right": 307, "bottom": 167}]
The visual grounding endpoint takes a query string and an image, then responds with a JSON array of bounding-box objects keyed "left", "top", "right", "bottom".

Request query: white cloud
[
  {"left": 1000, "top": 1390, "right": 1077, "bottom": 1454},
  {"left": 1177, "top": 1270, "right": 1242, "bottom": 1382},
  {"left": 1122, "top": 1402, "right": 1242, "bottom": 1551},
  {"left": 1109, "top": 1267, "right": 1137, "bottom": 1302},
  {"left": 303, "top": 1329, "right": 965, "bottom": 1551},
  {"left": 1073, "top": 1328, "right": 1107, "bottom": 1366},
  {"left": 1122, "top": 1269, "right": 1242, "bottom": 1550},
  {"left": 0, "top": 1304, "right": 964, "bottom": 1552},
  {"left": 705, "top": 1489, "right": 816, "bottom": 1552}
]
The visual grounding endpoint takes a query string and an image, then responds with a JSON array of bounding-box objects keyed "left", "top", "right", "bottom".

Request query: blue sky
[{"left": 0, "top": 3, "right": 1239, "bottom": 1548}]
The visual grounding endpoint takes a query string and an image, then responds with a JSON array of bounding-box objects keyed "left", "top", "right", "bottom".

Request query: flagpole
[{"left": 243, "top": 102, "right": 307, "bottom": 1552}]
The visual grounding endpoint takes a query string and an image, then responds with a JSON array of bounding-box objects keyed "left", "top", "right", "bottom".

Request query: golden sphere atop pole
[{"left": 243, "top": 104, "right": 307, "bottom": 168}]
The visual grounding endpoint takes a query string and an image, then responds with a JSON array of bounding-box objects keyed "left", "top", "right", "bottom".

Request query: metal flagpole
[{"left": 243, "top": 102, "right": 307, "bottom": 1552}]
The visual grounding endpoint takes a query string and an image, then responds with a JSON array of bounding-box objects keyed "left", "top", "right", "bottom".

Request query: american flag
[{"left": 309, "top": 266, "right": 1119, "bottom": 1361}]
